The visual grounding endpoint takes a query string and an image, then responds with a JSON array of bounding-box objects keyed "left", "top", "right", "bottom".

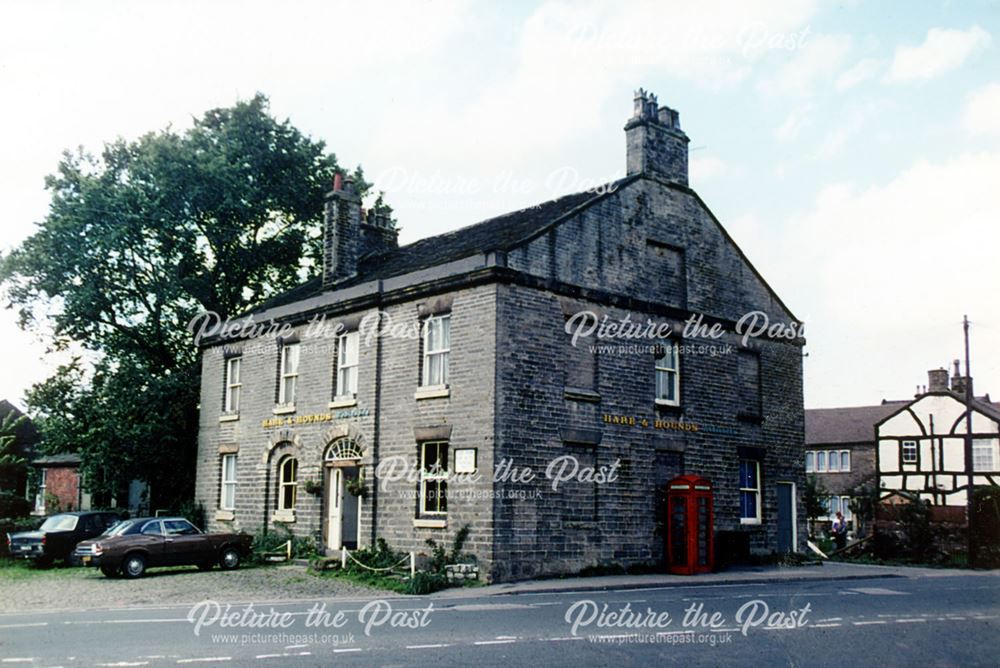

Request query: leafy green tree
[
  {"left": 803, "top": 474, "right": 827, "bottom": 540},
  {"left": 2, "top": 94, "right": 359, "bottom": 506},
  {"left": 0, "top": 410, "right": 27, "bottom": 488}
]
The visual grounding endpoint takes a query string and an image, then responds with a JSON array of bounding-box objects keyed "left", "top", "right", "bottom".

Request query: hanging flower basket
[
  {"left": 346, "top": 472, "right": 366, "bottom": 498},
  {"left": 303, "top": 479, "right": 323, "bottom": 496}
]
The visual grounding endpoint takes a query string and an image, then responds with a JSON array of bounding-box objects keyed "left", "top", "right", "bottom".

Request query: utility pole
[{"left": 963, "top": 315, "right": 977, "bottom": 567}]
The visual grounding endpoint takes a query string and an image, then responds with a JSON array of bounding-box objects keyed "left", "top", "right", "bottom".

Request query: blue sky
[{"left": 1, "top": 0, "right": 998, "bottom": 409}]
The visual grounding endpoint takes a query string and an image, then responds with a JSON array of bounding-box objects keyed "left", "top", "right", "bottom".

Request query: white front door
[{"left": 327, "top": 468, "right": 343, "bottom": 551}]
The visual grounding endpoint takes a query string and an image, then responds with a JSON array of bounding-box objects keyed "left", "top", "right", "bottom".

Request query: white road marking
[
  {"left": 63, "top": 618, "right": 186, "bottom": 625},
  {"left": 176, "top": 659, "right": 231, "bottom": 664},
  {"left": 406, "top": 644, "right": 450, "bottom": 649},
  {"left": 97, "top": 662, "right": 149, "bottom": 667},
  {"left": 853, "top": 620, "right": 887, "bottom": 626},
  {"left": 816, "top": 617, "right": 842, "bottom": 622},
  {"left": 541, "top": 637, "right": 584, "bottom": 642},
  {"left": 1, "top": 661, "right": 36, "bottom": 664},
  {"left": 812, "top": 623, "right": 842, "bottom": 628},
  {"left": 896, "top": 619, "right": 926, "bottom": 624},
  {"left": 848, "top": 587, "right": 907, "bottom": 596},
  {"left": 332, "top": 648, "right": 361, "bottom": 654},
  {"left": 283, "top": 645, "right": 308, "bottom": 650},
  {"left": 0, "top": 623, "right": 48, "bottom": 629},
  {"left": 474, "top": 640, "right": 516, "bottom": 645}
]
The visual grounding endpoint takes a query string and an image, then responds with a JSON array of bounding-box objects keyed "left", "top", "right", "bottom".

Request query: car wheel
[
  {"left": 100, "top": 565, "right": 119, "bottom": 578},
  {"left": 219, "top": 548, "right": 240, "bottom": 570},
  {"left": 197, "top": 561, "right": 214, "bottom": 571},
  {"left": 123, "top": 554, "right": 146, "bottom": 578}
]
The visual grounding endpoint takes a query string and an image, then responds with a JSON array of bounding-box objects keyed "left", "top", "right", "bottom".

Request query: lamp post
[{"left": 963, "top": 315, "right": 977, "bottom": 567}]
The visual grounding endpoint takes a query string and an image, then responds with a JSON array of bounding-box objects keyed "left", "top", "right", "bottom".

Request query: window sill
[
  {"left": 329, "top": 396, "right": 357, "bottom": 409},
  {"left": 739, "top": 518, "right": 762, "bottom": 526},
  {"left": 413, "top": 518, "right": 447, "bottom": 529},
  {"left": 272, "top": 510, "right": 296, "bottom": 524},
  {"left": 654, "top": 399, "right": 682, "bottom": 412},
  {"left": 273, "top": 404, "right": 296, "bottom": 415},
  {"left": 564, "top": 387, "right": 601, "bottom": 403},
  {"left": 415, "top": 386, "right": 450, "bottom": 401},
  {"left": 219, "top": 413, "right": 240, "bottom": 423},
  {"left": 215, "top": 510, "right": 235, "bottom": 521}
]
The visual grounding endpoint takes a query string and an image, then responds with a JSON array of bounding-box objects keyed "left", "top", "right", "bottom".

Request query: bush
[
  {"left": 251, "top": 525, "right": 317, "bottom": 563},
  {"left": 0, "top": 492, "right": 31, "bottom": 519},
  {"left": 407, "top": 572, "right": 449, "bottom": 595}
]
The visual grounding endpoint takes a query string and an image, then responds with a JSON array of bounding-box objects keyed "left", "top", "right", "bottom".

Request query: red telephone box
[{"left": 666, "top": 474, "right": 714, "bottom": 575}]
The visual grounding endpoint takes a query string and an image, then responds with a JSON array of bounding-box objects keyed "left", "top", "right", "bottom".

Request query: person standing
[{"left": 832, "top": 511, "right": 848, "bottom": 550}]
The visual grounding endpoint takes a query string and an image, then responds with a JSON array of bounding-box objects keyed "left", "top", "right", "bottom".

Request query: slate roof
[
  {"left": 807, "top": 394, "right": 1000, "bottom": 445},
  {"left": 31, "top": 453, "right": 82, "bottom": 467},
  {"left": 251, "top": 176, "right": 637, "bottom": 314},
  {"left": 805, "top": 401, "right": 909, "bottom": 445}
]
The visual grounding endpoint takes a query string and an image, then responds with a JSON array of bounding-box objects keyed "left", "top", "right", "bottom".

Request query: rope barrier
[{"left": 343, "top": 549, "right": 412, "bottom": 574}]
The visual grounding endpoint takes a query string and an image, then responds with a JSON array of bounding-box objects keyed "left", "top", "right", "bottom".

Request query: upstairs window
[
  {"left": 655, "top": 342, "right": 680, "bottom": 406},
  {"left": 973, "top": 439, "right": 998, "bottom": 472},
  {"left": 278, "top": 343, "right": 300, "bottom": 405},
  {"left": 335, "top": 331, "right": 359, "bottom": 398},
  {"left": 902, "top": 440, "right": 918, "bottom": 464},
  {"left": 421, "top": 315, "right": 450, "bottom": 388},
  {"left": 805, "top": 451, "right": 815, "bottom": 473},
  {"left": 225, "top": 357, "right": 242, "bottom": 413}
]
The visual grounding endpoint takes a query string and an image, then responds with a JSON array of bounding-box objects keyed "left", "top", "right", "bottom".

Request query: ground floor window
[
  {"left": 278, "top": 457, "right": 298, "bottom": 511},
  {"left": 821, "top": 495, "right": 852, "bottom": 520},
  {"left": 221, "top": 454, "right": 237, "bottom": 510},
  {"left": 739, "top": 460, "right": 761, "bottom": 524},
  {"left": 420, "top": 441, "right": 448, "bottom": 515}
]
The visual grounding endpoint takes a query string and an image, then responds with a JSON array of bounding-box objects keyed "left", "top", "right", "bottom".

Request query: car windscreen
[
  {"left": 103, "top": 520, "right": 143, "bottom": 536},
  {"left": 39, "top": 515, "right": 79, "bottom": 532}
]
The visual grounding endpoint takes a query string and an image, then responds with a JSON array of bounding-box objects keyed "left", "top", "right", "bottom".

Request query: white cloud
[
  {"left": 775, "top": 103, "right": 815, "bottom": 141},
  {"left": 836, "top": 58, "right": 882, "bottom": 90},
  {"left": 690, "top": 156, "right": 728, "bottom": 182},
  {"left": 778, "top": 152, "right": 1000, "bottom": 406},
  {"left": 886, "top": 26, "right": 991, "bottom": 82},
  {"left": 963, "top": 82, "right": 1000, "bottom": 136},
  {"left": 758, "top": 34, "right": 853, "bottom": 96}
]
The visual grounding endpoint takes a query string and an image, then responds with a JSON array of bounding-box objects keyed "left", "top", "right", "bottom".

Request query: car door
[
  {"left": 138, "top": 520, "right": 167, "bottom": 566},
  {"left": 162, "top": 520, "right": 212, "bottom": 566}
]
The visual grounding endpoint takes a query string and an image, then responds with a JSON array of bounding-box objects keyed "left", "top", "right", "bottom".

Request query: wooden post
[
  {"left": 410, "top": 551, "right": 416, "bottom": 578},
  {"left": 341, "top": 548, "right": 348, "bottom": 570}
]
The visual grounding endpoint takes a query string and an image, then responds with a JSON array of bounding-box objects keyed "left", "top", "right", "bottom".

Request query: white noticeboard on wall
[{"left": 454, "top": 448, "right": 477, "bottom": 474}]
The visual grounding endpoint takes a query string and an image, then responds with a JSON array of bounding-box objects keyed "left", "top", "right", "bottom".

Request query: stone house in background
[
  {"left": 805, "top": 400, "right": 905, "bottom": 532},
  {"left": 194, "top": 89, "right": 807, "bottom": 582}
]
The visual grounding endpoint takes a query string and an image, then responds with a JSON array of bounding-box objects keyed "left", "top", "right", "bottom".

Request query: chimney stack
[
  {"left": 323, "top": 173, "right": 362, "bottom": 287},
  {"left": 951, "top": 359, "right": 972, "bottom": 396},
  {"left": 625, "top": 88, "right": 689, "bottom": 186},
  {"left": 927, "top": 368, "right": 949, "bottom": 393}
]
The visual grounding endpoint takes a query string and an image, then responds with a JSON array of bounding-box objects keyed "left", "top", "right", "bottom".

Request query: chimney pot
[
  {"left": 927, "top": 368, "right": 949, "bottom": 393},
  {"left": 333, "top": 172, "right": 343, "bottom": 191},
  {"left": 625, "top": 88, "right": 689, "bottom": 185}
]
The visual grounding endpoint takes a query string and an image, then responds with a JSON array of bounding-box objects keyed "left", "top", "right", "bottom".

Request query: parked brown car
[{"left": 74, "top": 517, "right": 253, "bottom": 578}]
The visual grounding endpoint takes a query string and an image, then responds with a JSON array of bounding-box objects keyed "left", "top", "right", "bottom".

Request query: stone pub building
[{"left": 194, "top": 90, "right": 806, "bottom": 581}]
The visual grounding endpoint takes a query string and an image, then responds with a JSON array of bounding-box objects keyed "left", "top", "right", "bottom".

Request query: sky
[{"left": 0, "top": 0, "right": 998, "bottom": 411}]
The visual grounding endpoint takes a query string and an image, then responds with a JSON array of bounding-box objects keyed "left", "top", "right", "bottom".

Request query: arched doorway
[{"left": 324, "top": 438, "right": 364, "bottom": 551}]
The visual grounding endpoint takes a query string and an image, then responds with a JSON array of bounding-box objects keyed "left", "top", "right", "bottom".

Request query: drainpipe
[{"left": 370, "top": 283, "right": 385, "bottom": 547}]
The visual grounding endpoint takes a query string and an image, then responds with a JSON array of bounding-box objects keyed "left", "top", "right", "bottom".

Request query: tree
[
  {"left": 1, "top": 94, "right": 360, "bottom": 507},
  {"left": 0, "top": 410, "right": 27, "bottom": 488},
  {"left": 803, "top": 474, "right": 827, "bottom": 540}
]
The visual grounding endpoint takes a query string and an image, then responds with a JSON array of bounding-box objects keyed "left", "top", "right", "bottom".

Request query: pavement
[{"left": 431, "top": 560, "right": 996, "bottom": 599}]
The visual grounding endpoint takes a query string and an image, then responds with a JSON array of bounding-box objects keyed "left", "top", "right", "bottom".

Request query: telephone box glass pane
[
  {"left": 670, "top": 496, "right": 687, "bottom": 567},
  {"left": 697, "top": 497, "right": 708, "bottom": 566}
]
